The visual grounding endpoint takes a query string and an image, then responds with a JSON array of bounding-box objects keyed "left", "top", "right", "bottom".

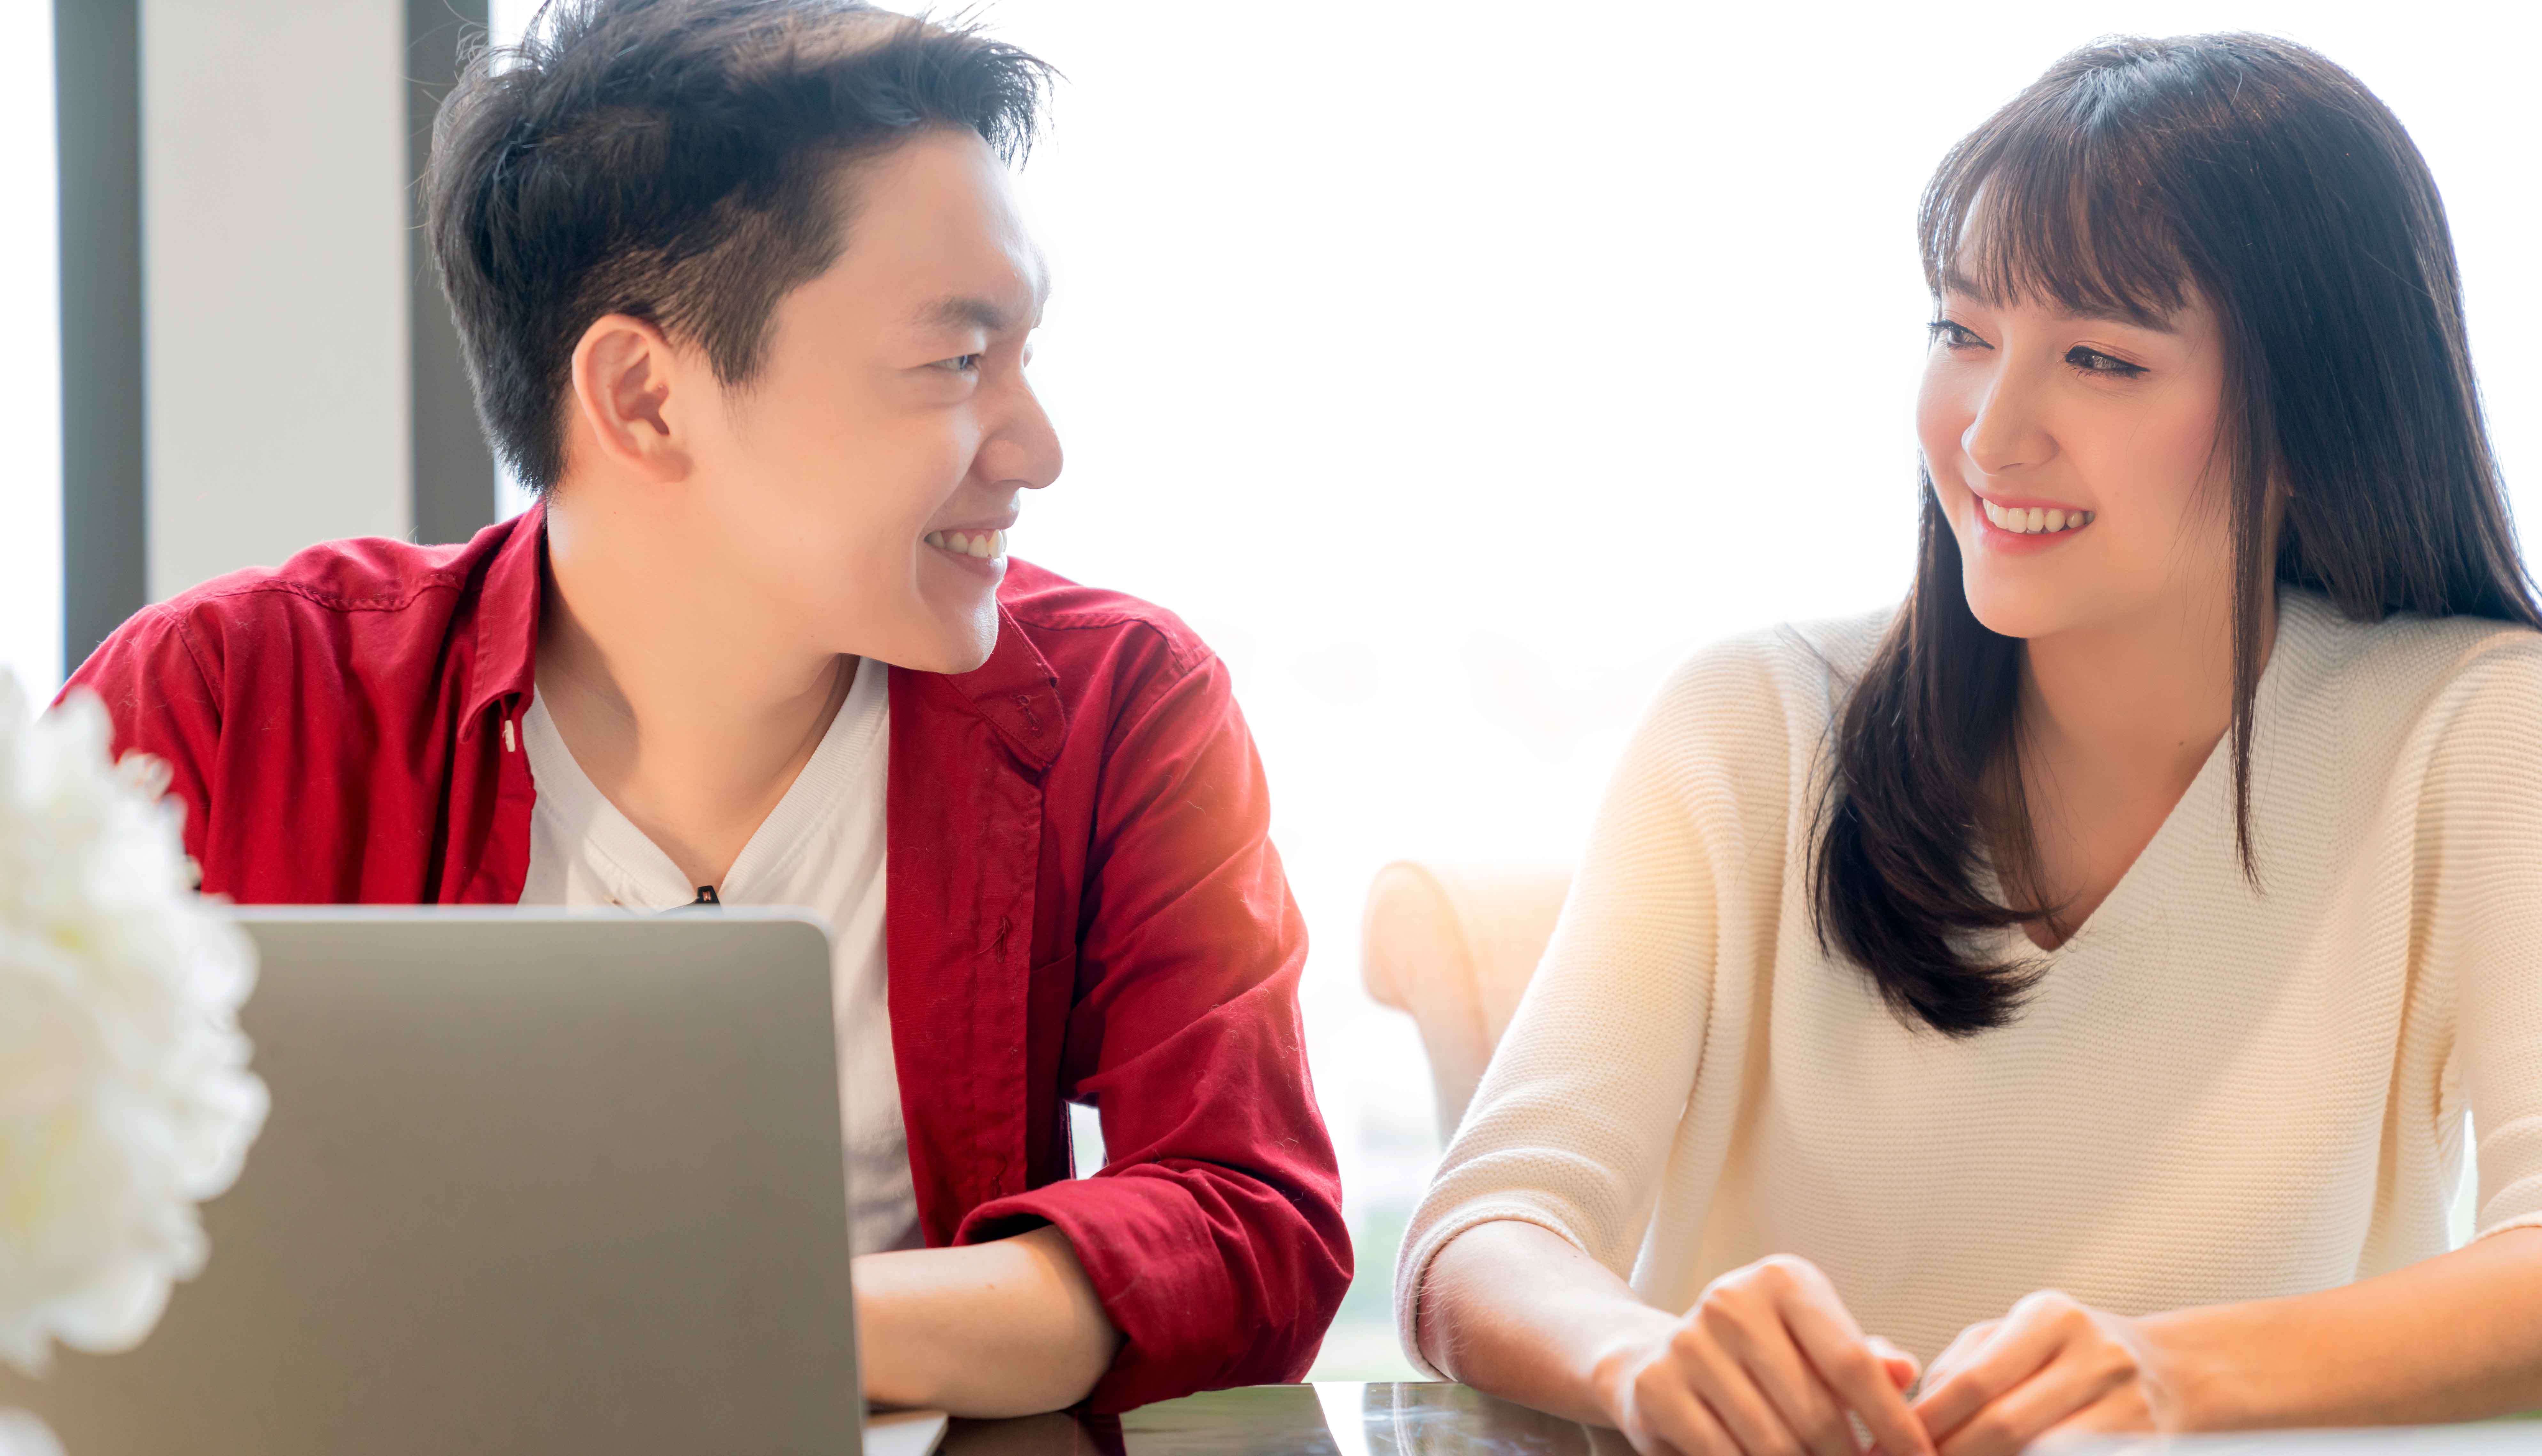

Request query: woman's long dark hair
[{"left": 1813, "top": 33, "right": 2541, "bottom": 1037}]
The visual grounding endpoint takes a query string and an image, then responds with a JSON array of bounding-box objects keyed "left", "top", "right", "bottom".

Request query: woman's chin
[{"left": 1960, "top": 577, "right": 2079, "bottom": 642}]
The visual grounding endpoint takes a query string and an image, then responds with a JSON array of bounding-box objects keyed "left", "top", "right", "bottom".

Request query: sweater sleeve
[
  {"left": 1391, "top": 636, "right": 1799, "bottom": 1374},
  {"left": 2422, "top": 642, "right": 2542, "bottom": 1241}
]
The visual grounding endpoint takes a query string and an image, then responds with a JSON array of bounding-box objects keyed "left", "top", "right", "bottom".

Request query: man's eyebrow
[
  {"left": 915, "top": 277, "right": 1050, "bottom": 335},
  {"left": 916, "top": 295, "right": 1014, "bottom": 333}
]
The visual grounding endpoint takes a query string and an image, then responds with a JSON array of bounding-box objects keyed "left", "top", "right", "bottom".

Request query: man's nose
[{"left": 982, "top": 379, "right": 1063, "bottom": 492}]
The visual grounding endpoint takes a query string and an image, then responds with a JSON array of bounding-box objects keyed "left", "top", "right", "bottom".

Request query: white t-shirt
[{"left": 517, "top": 655, "right": 920, "bottom": 1257}]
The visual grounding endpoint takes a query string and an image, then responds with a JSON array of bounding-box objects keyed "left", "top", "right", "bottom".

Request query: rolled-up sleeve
[{"left": 950, "top": 649, "right": 1350, "bottom": 1413}]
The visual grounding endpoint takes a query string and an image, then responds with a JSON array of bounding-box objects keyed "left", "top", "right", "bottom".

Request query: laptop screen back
[{"left": 0, "top": 909, "right": 864, "bottom": 1456}]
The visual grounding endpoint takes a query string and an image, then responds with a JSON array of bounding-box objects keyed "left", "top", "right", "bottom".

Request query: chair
[{"left": 1360, "top": 862, "right": 1573, "bottom": 1142}]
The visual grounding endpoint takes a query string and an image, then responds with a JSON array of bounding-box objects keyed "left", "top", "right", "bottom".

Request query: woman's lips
[{"left": 1978, "top": 497, "right": 2094, "bottom": 536}]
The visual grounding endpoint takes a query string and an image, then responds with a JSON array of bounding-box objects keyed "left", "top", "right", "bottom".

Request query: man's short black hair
[{"left": 426, "top": 0, "right": 1054, "bottom": 493}]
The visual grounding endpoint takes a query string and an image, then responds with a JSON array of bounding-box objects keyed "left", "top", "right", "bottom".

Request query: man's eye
[
  {"left": 2066, "top": 345, "right": 2147, "bottom": 377},
  {"left": 938, "top": 353, "right": 984, "bottom": 372},
  {"left": 1926, "top": 320, "right": 1987, "bottom": 350}
]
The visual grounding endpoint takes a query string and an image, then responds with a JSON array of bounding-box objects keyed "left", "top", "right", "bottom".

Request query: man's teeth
[
  {"left": 923, "top": 529, "right": 1008, "bottom": 560},
  {"left": 1982, "top": 500, "right": 2096, "bottom": 535}
]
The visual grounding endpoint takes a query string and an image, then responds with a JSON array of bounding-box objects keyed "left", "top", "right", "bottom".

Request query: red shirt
[{"left": 64, "top": 507, "right": 1349, "bottom": 1412}]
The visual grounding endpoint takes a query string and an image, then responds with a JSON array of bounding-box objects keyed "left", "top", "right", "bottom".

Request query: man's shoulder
[
  {"left": 70, "top": 520, "right": 534, "bottom": 718},
  {"left": 995, "top": 558, "right": 1216, "bottom": 683},
  {"left": 127, "top": 526, "right": 515, "bottom": 649}
]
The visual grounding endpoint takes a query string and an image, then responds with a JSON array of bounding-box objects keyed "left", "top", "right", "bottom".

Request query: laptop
[{"left": 0, "top": 908, "right": 947, "bottom": 1456}]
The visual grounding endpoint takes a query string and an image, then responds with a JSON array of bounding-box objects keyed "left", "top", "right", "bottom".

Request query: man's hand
[
  {"left": 1590, "top": 1254, "right": 1931, "bottom": 1456},
  {"left": 853, "top": 1225, "right": 1123, "bottom": 1418},
  {"left": 1912, "top": 1291, "right": 2184, "bottom": 1455}
]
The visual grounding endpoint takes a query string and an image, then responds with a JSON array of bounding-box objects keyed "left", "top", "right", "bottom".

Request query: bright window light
[
  {"left": 1, "top": 0, "right": 64, "bottom": 701},
  {"left": 487, "top": 0, "right": 2539, "bottom": 1379}
]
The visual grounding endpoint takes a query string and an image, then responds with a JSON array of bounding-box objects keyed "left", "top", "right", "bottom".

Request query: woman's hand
[
  {"left": 1911, "top": 1291, "right": 2184, "bottom": 1455},
  {"left": 1591, "top": 1254, "right": 1932, "bottom": 1456}
]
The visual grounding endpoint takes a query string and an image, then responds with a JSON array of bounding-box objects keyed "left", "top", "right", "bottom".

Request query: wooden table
[{"left": 946, "top": 1382, "right": 2542, "bottom": 1455}]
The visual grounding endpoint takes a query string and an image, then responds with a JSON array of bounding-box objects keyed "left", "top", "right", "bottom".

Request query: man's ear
[{"left": 567, "top": 313, "right": 697, "bottom": 484}]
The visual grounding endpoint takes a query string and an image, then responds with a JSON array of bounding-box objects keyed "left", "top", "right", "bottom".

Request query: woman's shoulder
[
  {"left": 1652, "top": 608, "right": 1893, "bottom": 709},
  {"left": 2272, "top": 591, "right": 2542, "bottom": 790},
  {"left": 2277, "top": 589, "right": 2542, "bottom": 711},
  {"left": 1637, "top": 607, "right": 1896, "bottom": 764}
]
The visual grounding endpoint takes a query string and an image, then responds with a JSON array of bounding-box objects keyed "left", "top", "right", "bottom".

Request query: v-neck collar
[
  {"left": 523, "top": 654, "right": 886, "bottom": 906},
  {"left": 1983, "top": 591, "right": 2319, "bottom": 959},
  {"left": 2004, "top": 731, "right": 2230, "bottom": 957},
  {"left": 721, "top": 655, "right": 887, "bottom": 897}
]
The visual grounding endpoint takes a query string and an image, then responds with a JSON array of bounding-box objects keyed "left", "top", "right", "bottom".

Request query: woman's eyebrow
[
  {"left": 1937, "top": 267, "right": 1998, "bottom": 305},
  {"left": 1938, "top": 267, "right": 2179, "bottom": 333},
  {"left": 1939, "top": 281, "right": 2178, "bottom": 334},
  {"left": 2049, "top": 303, "right": 2179, "bottom": 333}
]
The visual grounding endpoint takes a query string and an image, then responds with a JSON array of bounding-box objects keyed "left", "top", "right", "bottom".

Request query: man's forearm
[
  {"left": 2151, "top": 1226, "right": 2542, "bottom": 1429},
  {"left": 853, "top": 1225, "right": 1123, "bottom": 1418}
]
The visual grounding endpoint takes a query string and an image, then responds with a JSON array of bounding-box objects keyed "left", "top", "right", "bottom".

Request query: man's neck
[{"left": 535, "top": 493, "right": 855, "bottom": 890}]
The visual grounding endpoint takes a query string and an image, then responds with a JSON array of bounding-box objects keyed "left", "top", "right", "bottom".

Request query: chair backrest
[{"left": 1361, "top": 861, "right": 1572, "bottom": 1141}]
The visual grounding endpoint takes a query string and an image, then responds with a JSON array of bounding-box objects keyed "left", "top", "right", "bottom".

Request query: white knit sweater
[{"left": 1397, "top": 590, "right": 2542, "bottom": 1370}]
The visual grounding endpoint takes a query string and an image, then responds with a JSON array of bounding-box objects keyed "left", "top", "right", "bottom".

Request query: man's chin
[
  {"left": 940, "top": 638, "right": 997, "bottom": 675},
  {"left": 869, "top": 615, "right": 999, "bottom": 677}
]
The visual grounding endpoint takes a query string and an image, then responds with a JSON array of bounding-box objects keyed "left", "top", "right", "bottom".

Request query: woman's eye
[
  {"left": 1926, "top": 320, "right": 1987, "bottom": 350},
  {"left": 2066, "top": 345, "right": 2147, "bottom": 378}
]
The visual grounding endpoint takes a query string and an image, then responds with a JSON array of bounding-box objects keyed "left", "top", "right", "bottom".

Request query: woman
[{"left": 1399, "top": 33, "right": 2542, "bottom": 1456}]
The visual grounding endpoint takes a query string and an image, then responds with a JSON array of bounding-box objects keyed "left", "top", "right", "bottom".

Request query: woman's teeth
[
  {"left": 924, "top": 528, "right": 1007, "bottom": 560},
  {"left": 1982, "top": 500, "right": 2095, "bottom": 535}
]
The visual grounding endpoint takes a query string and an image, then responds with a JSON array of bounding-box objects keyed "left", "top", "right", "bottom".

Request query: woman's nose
[{"left": 1962, "top": 370, "right": 2056, "bottom": 476}]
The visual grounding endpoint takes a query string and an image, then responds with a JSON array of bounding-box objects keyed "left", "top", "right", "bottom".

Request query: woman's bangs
[{"left": 1918, "top": 122, "right": 2193, "bottom": 328}]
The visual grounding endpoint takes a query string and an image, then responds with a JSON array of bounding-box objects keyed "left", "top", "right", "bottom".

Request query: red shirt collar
[{"left": 460, "top": 503, "right": 547, "bottom": 733}]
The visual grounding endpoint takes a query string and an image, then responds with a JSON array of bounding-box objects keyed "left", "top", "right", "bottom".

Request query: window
[
  {"left": 488, "top": 2, "right": 2534, "bottom": 1377},
  {"left": 2, "top": 0, "right": 64, "bottom": 702}
]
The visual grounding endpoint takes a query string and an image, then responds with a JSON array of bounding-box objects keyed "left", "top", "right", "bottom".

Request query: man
[{"left": 67, "top": 0, "right": 1347, "bottom": 1416}]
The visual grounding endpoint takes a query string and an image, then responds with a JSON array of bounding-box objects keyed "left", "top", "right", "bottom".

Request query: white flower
[
  {"left": 0, "top": 1410, "right": 62, "bottom": 1456},
  {"left": 0, "top": 673, "right": 267, "bottom": 1375}
]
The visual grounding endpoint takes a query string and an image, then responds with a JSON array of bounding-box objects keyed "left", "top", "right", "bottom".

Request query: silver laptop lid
[{"left": 0, "top": 909, "right": 864, "bottom": 1456}]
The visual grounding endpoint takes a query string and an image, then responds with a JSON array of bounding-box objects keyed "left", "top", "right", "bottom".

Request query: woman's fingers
[
  {"left": 1679, "top": 1329, "right": 1813, "bottom": 1456},
  {"left": 1930, "top": 1347, "right": 2131, "bottom": 1456},
  {"left": 1866, "top": 1336, "right": 1921, "bottom": 1393},
  {"left": 1626, "top": 1357, "right": 1738, "bottom": 1456},
  {"left": 1917, "top": 1320, "right": 1994, "bottom": 1395},
  {"left": 1911, "top": 1297, "right": 2073, "bottom": 1443},
  {"left": 1775, "top": 1274, "right": 1935, "bottom": 1456},
  {"left": 1711, "top": 1306, "right": 1871, "bottom": 1456},
  {"left": 1625, "top": 1255, "right": 1940, "bottom": 1456},
  {"left": 1678, "top": 1321, "right": 1840, "bottom": 1453},
  {"left": 2030, "top": 1383, "right": 2157, "bottom": 1450}
]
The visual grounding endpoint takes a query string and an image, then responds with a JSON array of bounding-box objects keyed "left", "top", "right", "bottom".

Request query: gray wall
[
  {"left": 142, "top": 0, "right": 412, "bottom": 601},
  {"left": 56, "top": 0, "right": 145, "bottom": 677}
]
